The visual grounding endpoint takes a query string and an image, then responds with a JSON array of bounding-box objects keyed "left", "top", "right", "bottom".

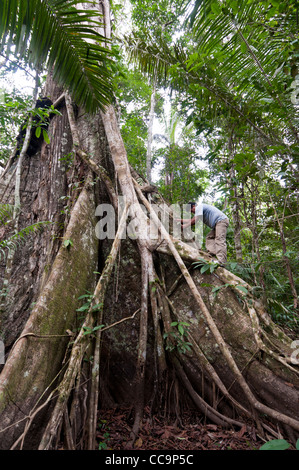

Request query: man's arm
[{"left": 177, "top": 216, "right": 199, "bottom": 228}]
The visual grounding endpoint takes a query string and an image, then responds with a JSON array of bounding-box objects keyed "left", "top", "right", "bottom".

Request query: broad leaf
[{"left": 259, "top": 439, "right": 290, "bottom": 450}]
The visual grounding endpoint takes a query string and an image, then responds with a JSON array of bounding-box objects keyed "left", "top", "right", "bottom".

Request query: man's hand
[
  {"left": 174, "top": 218, "right": 194, "bottom": 228},
  {"left": 174, "top": 218, "right": 190, "bottom": 224}
]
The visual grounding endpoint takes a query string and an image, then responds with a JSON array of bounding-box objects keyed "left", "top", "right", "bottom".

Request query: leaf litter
[{"left": 96, "top": 407, "right": 265, "bottom": 451}]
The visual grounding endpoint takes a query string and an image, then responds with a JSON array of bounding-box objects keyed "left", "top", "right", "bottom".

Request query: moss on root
[{"left": 0, "top": 188, "right": 98, "bottom": 414}]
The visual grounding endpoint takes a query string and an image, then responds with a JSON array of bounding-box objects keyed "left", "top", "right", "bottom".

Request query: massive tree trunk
[{"left": 0, "top": 6, "right": 299, "bottom": 451}]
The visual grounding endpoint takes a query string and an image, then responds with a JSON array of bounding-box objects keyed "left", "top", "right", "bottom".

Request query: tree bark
[{"left": 0, "top": 3, "right": 298, "bottom": 450}]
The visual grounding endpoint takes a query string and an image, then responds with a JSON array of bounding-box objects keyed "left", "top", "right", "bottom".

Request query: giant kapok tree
[{"left": 0, "top": 0, "right": 298, "bottom": 450}]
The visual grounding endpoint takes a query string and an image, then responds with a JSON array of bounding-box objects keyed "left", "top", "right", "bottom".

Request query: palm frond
[
  {"left": 124, "top": 33, "right": 287, "bottom": 145},
  {"left": 123, "top": 33, "right": 174, "bottom": 85},
  {"left": 125, "top": 0, "right": 298, "bottom": 148},
  {"left": 0, "top": 0, "right": 115, "bottom": 112},
  {"left": 0, "top": 220, "right": 51, "bottom": 261},
  {"left": 186, "top": 0, "right": 298, "bottom": 134},
  {"left": 0, "top": 204, "right": 14, "bottom": 225}
]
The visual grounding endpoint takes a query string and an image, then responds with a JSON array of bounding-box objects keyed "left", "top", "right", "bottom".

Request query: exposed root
[
  {"left": 128, "top": 245, "right": 151, "bottom": 446},
  {"left": 65, "top": 94, "right": 118, "bottom": 209},
  {"left": 148, "top": 256, "right": 168, "bottom": 417},
  {"left": 87, "top": 202, "right": 130, "bottom": 449},
  {"left": 8, "top": 361, "right": 71, "bottom": 450},
  {"left": 154, "top": 264, "right": 294, "bottom": 441},
  {"left": 38, "top": 204, "right": 129, "bottom": 450},
  {"left": 172, "top": 355, "right": 244, "bottom": 428},
  {"left": 155, "top": 280, "right": 254, "bottom": 431},
  {"left": 160, "top": 289, "right": 254, "bottom": 420},
  {"left": 133, "top": 178, "right": 299, "bottom": 433},
  {"left": 246, "top": 301, "right": 299, "bottom": 374}
]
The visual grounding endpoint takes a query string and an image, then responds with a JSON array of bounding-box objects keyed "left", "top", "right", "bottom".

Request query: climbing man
[{"left": 178, "top": 202, "right": 229, "bottom": 265}]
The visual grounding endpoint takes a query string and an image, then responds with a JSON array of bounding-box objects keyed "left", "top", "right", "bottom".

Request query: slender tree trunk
[
  {"left": 268, "top": 191, "right": 298, "bottom": 311},
  {"left": 146, "top": 83, "right": 156, "bottom": 184},
  {"left": 228, "top": 131, "right": 243, "bottom": 263},
  {"left": 242, "top": 181, "right": 266, "bottom": 292},
  {"left": 228, "top": 166, "right": 243, "bottom": 262},
  {"left": 250, "top": 185, "right": 266, "bottom": 294}
]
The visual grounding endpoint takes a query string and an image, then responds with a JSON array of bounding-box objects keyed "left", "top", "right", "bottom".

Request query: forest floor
[{"left": 96, "top": 406, "right": 265, "bottom": 451}]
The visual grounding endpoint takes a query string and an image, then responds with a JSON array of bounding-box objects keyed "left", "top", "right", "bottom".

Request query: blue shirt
[{"left": 195, "top": 203, "right": 228, "bottom": 229}]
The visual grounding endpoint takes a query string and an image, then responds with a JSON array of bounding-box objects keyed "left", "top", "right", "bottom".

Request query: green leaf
[
  {"left": 92, "top": 325, "right": 104, "bottom": 332},
  {"left": 91, "top": 302, "right": 103, "bottom": 311},
  {"left": 43, "top": 129, "right": 50, "bottom": 144},
  {"left": 236, "top": 285, "right": 248, "bottom": 294},
  {"left": 178, "top": 324, "right": 185, "bottom": 335},
  {"left": 76, "top": 302, "right": 91, "bottom": 312},
  {"left": 77, "top": 293, "right": 92, "bottom": 300},
  {"left": 0, "top": 221, "right": 50, "bottom": 261},
  {"left": 259, "top": 439, "right": 290, "bottom": 450},
  {"left": 210, "top": 1, "right": 221, "bottom": 15},
  {"left": 200, "top": 264, "right": 211, "bottom": 274},
  {"left": 228, "top": 262, "right": 238, "bottom": 270},
  {"left": 209, "top": 264, "right": 218, "bottom": 273},
  {"left": 212, "top": 286, "right": 222, "bottom": 294},
  {"left": 230, "top": 1, "right": 239, "bottom": 14},
  {"left": 63, "top": 238, "right": 73, "bottom": 248},
  {"left": 240, "top": 42, "right": 247, "bottom": 54},
  {"left": 83, "top": 326, "right": 93, "bottom": 335},
  {"left": 35, "top": 126, "right": 41, "bottom": 138}
]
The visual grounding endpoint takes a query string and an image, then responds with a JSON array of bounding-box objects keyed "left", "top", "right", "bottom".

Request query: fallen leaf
[
  {"left": 161, "top": 430, "right": 171, "bottom": 439},
  {"left": 284, "top": 382, "right": 294, "bottom": 387},
  {"left": 236, "top": 425, "right": 247, "bottom": 438},
  {"left": 134, "top": 437, "right": 143, "bottom": 448},
  {"left": 206, "top": 424, "right": 218, "bottom": 431}
]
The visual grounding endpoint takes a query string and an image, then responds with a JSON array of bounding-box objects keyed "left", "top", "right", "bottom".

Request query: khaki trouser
[{"left": 205, "top": 218, "right": 229, "bottom": 264}]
